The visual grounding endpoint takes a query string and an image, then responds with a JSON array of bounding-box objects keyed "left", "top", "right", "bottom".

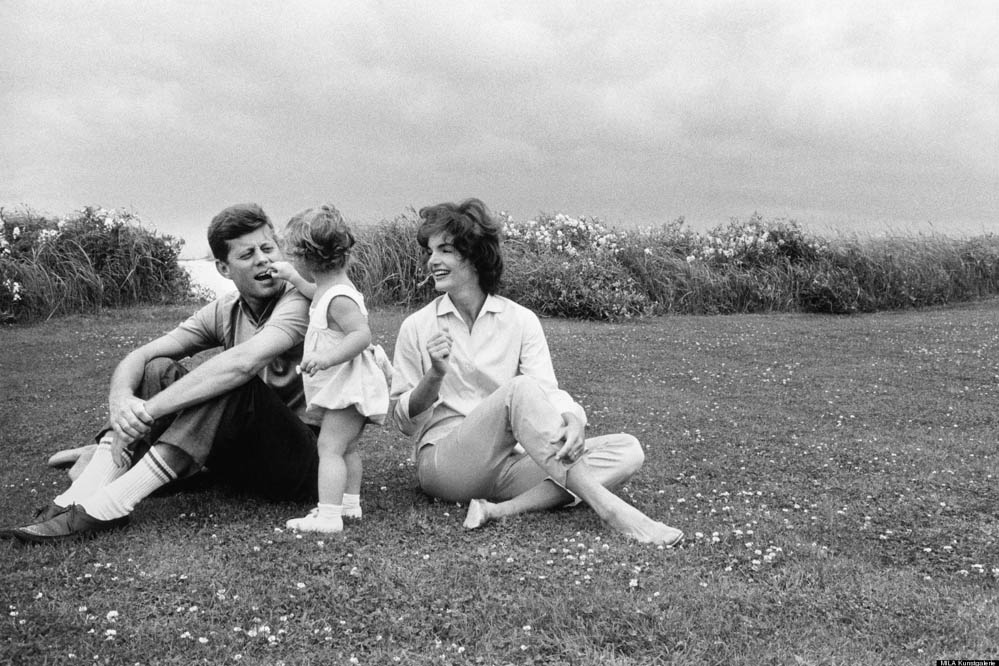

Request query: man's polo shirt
[{"left": 166, "top": 284, "right": 316, "bottom": 426}]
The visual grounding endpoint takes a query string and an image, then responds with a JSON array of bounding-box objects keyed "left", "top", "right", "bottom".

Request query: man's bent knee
[
  {"left": 141, "top": 358, "right": 187, "bottom": 393},
  {"left": 143, "top": 357, "right": 176, "bottom": 378},
  {"left": 152, "top": 443, "right": 197, "bottom": 478}
]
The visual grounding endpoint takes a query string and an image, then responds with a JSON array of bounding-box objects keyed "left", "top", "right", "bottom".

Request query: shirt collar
[
  {"left": 435, "top": 293, "right": 505, "bottom": 322},
  {"left": 236, "top": 283, "right": 288, "bottom": 327}
]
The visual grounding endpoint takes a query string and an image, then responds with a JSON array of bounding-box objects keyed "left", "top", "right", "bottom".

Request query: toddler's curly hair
[{"left": 283, "top": 204, "right": 355, "bottom": 273}]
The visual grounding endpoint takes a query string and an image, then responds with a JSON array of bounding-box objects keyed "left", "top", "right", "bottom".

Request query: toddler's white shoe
[
  {"left": 285, "top": 508, "right": 343, "bottom": 533},
  {"left": 342, "top": 506, "right": 362, "bottom": 521}
]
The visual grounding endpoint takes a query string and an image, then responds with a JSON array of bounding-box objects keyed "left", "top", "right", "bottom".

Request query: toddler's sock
[
  {"left": 80, "top": 447, "right": 177, "bottom": 520},
  {"left": 54, "top": 436, "right": 128, "bottom": 508},
  {"left": 342, "top": 493, "right": 362, "bottom": 520}
]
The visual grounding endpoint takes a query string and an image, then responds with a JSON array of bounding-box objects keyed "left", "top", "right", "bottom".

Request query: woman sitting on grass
[{"left": 390, "top": 198, "right": 683, "bottom": 545}]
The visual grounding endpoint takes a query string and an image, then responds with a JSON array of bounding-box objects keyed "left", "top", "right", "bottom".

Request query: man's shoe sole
[{"left": 11, "top": 515, "right": 129, "bottom": 545}]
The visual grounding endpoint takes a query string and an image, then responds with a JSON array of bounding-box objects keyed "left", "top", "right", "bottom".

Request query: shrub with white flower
[
  {"left": 686, "top": 214, "right": 826, "bottom": 268},
  {"left": 0, "top": 204, "right": 193, "bottom": 323},
  {"left": 503, "top": 212, "right": 620, "bottom": 257},
  {"left": 37, "top": 228, "right": 60, "bottom": 245}
]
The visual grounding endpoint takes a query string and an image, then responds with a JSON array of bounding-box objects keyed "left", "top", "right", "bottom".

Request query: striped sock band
[{"left": 81, "top": 447, "right": 178, "bottom": 521}]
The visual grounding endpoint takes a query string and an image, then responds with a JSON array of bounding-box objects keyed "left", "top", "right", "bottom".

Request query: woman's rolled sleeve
[{"left": 390, "top": 316, "right": 434, "bottom": 437}]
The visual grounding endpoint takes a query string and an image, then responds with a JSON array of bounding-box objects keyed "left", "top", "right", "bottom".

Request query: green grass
[{"left": 2, "top": 303, "right": 998, "bottom": 664}]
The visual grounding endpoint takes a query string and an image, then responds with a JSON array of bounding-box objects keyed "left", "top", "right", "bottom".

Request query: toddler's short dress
[{"left": 303, "top": 284, "right": 392, "bottom": 424}]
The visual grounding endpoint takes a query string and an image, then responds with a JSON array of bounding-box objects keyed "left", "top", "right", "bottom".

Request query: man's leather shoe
[
  {"left": 0, "top": 503, "right": 69, "bottom": 539},
  {"left": 34, "top": 503, "right": 70, "bottom": 523},
  {"left": 12, "top": 505, "right": 129, "bottom": 544}
]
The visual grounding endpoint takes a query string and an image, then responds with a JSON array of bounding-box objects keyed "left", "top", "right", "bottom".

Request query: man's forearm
[
  {"left": 108, "top": 350, "right": 153, "bottom": 408},
  {"left": 142, "top": 350, "right": 257, "bottom": 420}
]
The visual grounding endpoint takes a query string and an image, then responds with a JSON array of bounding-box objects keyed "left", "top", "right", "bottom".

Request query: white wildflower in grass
[
  {"left": 37, "top": 228, "right": 60, "bottom": 244},
  {"left": 104, "top": 629, "right": 117, "bottom": 640},
  {"left": 106, "top": 610, "right": 119, "bottom": 622},
  {"left": 2, "top": 279, "right": 23, "bottom": 303}
]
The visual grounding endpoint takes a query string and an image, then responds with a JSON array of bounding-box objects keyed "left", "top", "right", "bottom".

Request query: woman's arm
[
  {"left": 404, "top": 329, "right": 451, "bottom": 417},
  {"left": 516, "top": 309, "right": 587, "bottom": 424},
  {"left": 390, "top": 314, "right": 446, "bottom": 436}
]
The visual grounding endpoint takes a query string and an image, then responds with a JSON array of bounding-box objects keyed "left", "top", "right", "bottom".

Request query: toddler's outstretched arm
[{"left": 269, "top": 261, "right": 315, "bottom": 298}]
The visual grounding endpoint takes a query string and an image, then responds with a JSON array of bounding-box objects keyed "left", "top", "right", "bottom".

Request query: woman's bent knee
[{"left": 618, "top": 433, "right": 644, "bottom": 475}]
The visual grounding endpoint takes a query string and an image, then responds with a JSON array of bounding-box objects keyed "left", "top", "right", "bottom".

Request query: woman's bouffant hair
[
  {"left": 417, "top": 198, "right": 504, "bottom": 294},
  {"left": 282, "top": 204, "right": 355, "bottom": 273}
]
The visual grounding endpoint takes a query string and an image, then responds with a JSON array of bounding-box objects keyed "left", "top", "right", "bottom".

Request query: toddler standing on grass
[{"left": 270, "top": 204, "right": 391, "bottom": 533}]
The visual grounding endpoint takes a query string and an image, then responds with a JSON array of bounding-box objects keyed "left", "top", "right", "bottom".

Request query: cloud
[{"left": 1, "top": 0, "right": 996, "bottom": 253}]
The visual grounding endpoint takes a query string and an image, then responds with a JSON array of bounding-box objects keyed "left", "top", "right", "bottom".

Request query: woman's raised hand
[{"left": 427, "top": 329, "right": 453, "bottom": 377}]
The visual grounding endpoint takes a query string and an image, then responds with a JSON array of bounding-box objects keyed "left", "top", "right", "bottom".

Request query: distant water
[{"left": 180, "top": 259, "right": 233, "bottom": 300}]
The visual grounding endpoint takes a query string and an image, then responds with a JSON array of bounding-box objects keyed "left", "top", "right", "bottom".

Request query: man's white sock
[
  {"left": 80, "top": 447, "right": 177, "bottom": 520},
  {"left": 54, "top": 438, "right": 127, "bottom": 507}
]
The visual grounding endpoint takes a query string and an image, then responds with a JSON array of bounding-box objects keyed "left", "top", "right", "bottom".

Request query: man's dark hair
[
  {"left": 207, "top": 203, "right": 273, "bottom": 261},
  {"left": 417, "top": 198, "right": 504, "bottom": 294}
]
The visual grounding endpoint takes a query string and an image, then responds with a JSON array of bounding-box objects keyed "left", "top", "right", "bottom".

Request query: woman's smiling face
[{"left": 425, "top": 232, "right": 478, "bottom": 294}]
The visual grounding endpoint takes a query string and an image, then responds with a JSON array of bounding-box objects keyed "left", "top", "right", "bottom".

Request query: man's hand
[
  {"left": 109, "top": 395, "right": 153, "bottom": 445},
  {"left": 108, "top": 432, "right": 132, "bottom": 468},
  {"left": 554, "top": 412, "right": 586, "bottom": 462},
  {"left": 427, "top": 329, "right": 453, "bottom": 377}
]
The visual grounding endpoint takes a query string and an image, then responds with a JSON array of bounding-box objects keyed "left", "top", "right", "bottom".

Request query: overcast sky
[{"left": 2, "top": 1, "right": 996, "bottom": 257}]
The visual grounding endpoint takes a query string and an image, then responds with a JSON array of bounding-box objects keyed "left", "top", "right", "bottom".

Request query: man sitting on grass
[{"left": 3, "top": 203, "right": 321, "bottom": 543}]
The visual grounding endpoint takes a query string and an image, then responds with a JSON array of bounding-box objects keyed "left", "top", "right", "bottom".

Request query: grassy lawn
[{"left": 1, "top": 302, "right": 997, "bottom": 665}]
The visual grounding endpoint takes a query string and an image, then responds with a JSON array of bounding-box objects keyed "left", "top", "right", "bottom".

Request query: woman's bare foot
[
  {"left": 605, "top": 503, "right": 683, "bottom": 546},
  {"left": 462, "top": 499, "right": 493, "bottom": 529}
]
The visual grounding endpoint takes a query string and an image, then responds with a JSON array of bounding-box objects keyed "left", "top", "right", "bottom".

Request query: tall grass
[
  {"left": 0, "top": 206, "right": 193, "bottom": 323},
  {"left": 799, "top": 234, "right": 999, "bottom": 313},
  {"left": 3, "top": 205, "right": 998, "bottom": 323},
  {"left": 348, "top": 213, "right": 436, "bottom": 307},
  {"left": 349, "top": 212, "right": 999, "bottom": 319}
]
